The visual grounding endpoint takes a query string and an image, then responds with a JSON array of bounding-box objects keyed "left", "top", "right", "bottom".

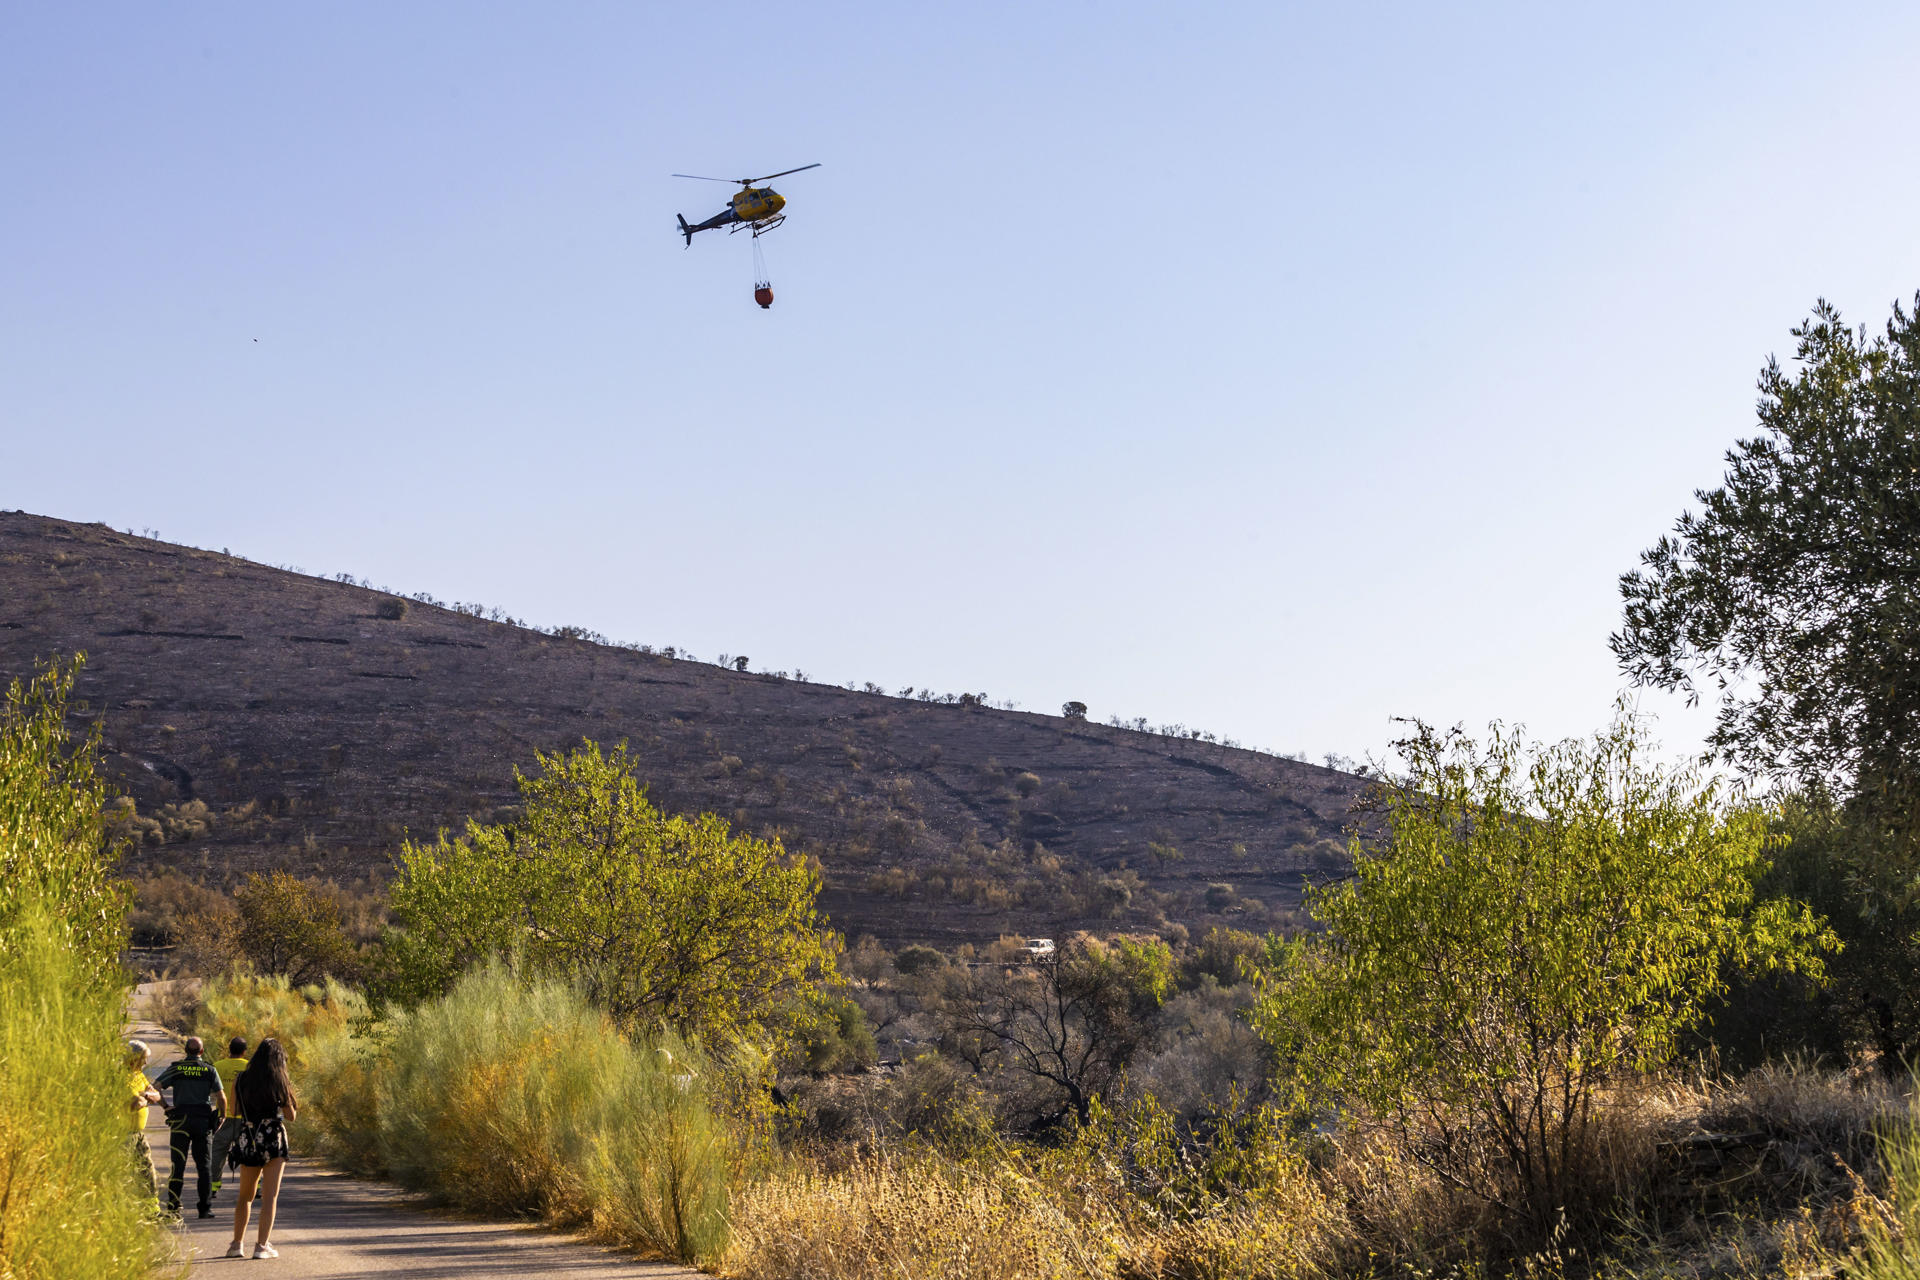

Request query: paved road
[{"left": 130, "top": 1003, "right": 699, "bottom": 1278}]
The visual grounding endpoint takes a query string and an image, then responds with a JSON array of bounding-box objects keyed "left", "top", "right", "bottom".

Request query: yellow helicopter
[{"left": 673, "top": 164, "right": 820, "bottom": 246}]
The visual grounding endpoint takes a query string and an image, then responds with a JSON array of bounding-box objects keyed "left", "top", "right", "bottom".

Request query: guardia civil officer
[{"left": 155, "top": 1036, "right": 226, "bottom": 1218}]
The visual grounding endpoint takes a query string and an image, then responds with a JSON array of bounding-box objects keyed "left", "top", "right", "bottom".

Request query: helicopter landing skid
[{"left": 732, "top": 215, "right": 787, "bottom": 238}]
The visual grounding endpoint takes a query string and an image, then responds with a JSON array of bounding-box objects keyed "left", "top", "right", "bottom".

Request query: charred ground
[{"left": 0, "top": 512, "right": 1364, "bottom": 945}]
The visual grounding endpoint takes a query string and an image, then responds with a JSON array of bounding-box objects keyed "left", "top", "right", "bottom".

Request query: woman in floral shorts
[{"left": 225, "top": 1038, "right": 299, "bottom": 1260}]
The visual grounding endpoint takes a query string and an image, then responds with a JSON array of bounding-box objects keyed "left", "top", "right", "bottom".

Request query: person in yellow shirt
[
  {"left": 208, "top": 1037, "right": 249, "bottom": 1200},
  {"left": 126, "top": 1040, "right": 162, "bottom": 1200}
]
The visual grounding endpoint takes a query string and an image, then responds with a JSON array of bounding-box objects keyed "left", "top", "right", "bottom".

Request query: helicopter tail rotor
[{"left": 677, "top": 214, "right": 693, "bottom": 247}]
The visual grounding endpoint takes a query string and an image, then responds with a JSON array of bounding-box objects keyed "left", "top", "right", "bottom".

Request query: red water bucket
[{"left": 753, "top": 286, "right": 774, "bottom": 309}]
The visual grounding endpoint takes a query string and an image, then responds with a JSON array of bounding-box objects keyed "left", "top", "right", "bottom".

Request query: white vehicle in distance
[{"left": 1022, "top": 938, "right": 1056, "bottom": 960}]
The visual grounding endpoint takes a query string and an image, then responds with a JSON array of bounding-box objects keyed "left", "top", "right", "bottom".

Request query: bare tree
[{"left": 934, "top": 933, "right": 1172, "bottom": 1127}]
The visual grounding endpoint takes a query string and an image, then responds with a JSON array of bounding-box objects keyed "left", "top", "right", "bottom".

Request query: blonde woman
[
  {"left": 224, "top": 1038, "right": 298, "bottom": 1259},
  {"left": 125, "top": 1040, "right": 162, "bottom": 1202}
]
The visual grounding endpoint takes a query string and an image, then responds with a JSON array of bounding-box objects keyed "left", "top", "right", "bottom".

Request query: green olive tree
[
  {"left": 1614, "top": 295, "right": 1920, "bottom": 795},
  {"left": 1251, "top": 712, "right": 1833, "bottom": 1231},
  {"left": 1614, "top": 295, "right": 1920, "bottom": 1066},
  {"left": 384, "top": 740, "right": 838, "bottom": 1045}
]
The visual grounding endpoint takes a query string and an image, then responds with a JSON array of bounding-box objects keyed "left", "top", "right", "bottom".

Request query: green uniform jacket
[{"left": 155, "top": 1056, "right": 224, "bottom": 1111}]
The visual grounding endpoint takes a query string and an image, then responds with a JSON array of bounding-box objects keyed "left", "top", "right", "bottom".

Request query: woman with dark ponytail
[{"left": 224, "top": 1038, "right": 299, "bottom": 1259}]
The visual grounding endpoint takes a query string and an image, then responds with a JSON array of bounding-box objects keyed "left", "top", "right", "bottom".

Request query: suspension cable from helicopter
[{"left": 750, "top": 231, "right": 773, "bottom": 308}]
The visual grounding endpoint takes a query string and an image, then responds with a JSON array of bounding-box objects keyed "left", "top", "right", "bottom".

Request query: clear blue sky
[{"left": 5, "top": 3, "right": 1918, "bottom": 766}]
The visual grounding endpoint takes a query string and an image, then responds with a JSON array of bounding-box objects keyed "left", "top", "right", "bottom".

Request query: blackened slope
[{"left": 0, "top": 512, "right": 1364, "bottom": 945}]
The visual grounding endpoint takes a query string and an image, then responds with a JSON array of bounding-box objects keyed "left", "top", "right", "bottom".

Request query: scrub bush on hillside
[{"left": 932, "top": 933, "right": 1174, "bottom": 1128}]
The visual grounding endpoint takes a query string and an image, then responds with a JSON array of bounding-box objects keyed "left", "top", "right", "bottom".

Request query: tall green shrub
[
  {"left": 0, "top": 911, "right": 156, "bottom": 1280},
  {"left": 384, "top": 740, "right": 837, "bottom": 1045},
  {"left": 0, "top": 656, "right": 153, "bottom": 1279},
  {"left": 305, "top": 962, "right": 730, "bottom": 1266},
  {"left": 0, "top": 657, "right": 127, "bottom": 985},
  {"left": 1253, "top": 711, "right": 1835, "bottom": 1234},
  {"left": 576, "top": 1039, "right": 731, "bottom": 1265}
]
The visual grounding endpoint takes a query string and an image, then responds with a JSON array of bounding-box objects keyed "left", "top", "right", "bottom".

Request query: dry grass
[
  {"left": 1703, "top": 1060, "right": 1911, "bottom": 1154},
  {"left": 723, "top": 1149, "right": 1121, "bottom": 1280},
  {"left": 1847, "top": 1109, "right": 1920, "bottom": 1280},
  {"left": 724, "top": 1097, "right": 1343, "bottom": 1280},
  {"left": 722, "top": 1145, "right": 1342, "bottom": 1280},
  {"left": 726, "top": 1066, "right": 1916, "bottom": 1280},
  {"left": 1559, "top": 1066, "right": 1917, "bottom": 1280}
]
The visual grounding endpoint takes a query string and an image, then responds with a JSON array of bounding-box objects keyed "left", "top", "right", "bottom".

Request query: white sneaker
[
  {"left": 224, "top": 1242, "right": 245, "bottom": 1258},
  {"left": 252, "top": 1243, "right": 278, "bottom": 1259}
]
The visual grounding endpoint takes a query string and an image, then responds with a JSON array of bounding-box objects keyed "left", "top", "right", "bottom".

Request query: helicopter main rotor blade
[
  {"left": 746, "top": 163, "right": 821, "bottom": 183},
  {"left": 670, "top": 173, "right": 745, "bottom": 183}
]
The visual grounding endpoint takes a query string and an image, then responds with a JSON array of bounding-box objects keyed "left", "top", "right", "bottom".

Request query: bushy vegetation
[
  {"left": 130, "top": 869, "right": 385, "bottom": 978},
  {"left": 186, "top": 870, "right": 368, "bottom": 983},
  {"left": 125, "top": 869, "right": 228, "bottom": 947},
  {"left": 794, "top": 994, "right": 878, "bottom": 1075},
  {"left": 230, "top": 962, "right": 734, "bottom": 1267},
  {"left": 105, "top": 795, "right": 213, "bottom": 845},
  {"left": 0, "top": 911, "right": 159, "bottom": 1280},
  {"left": 0, "top": 657, "right": 155, "bottom": 1279},
  {"left": 735, "top": 1055, "right": 1918, "bottom": 1280},
  {"left": 935, "top": 932, "right": 1174, "bottom": 1127},
  {"left": 384, "top": 740, "right": 837, "bottom": 1045},
  {"left": 193, "top": 972, "right": 364, "bottom": 1065},
  {"left": 1254, "top": 711, "right": 1834, "bottom": 1237},
  {"left": 1, "top": 658, "right": 129, "bottom": 983}
]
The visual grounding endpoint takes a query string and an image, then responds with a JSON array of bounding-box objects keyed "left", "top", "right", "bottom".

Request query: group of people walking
[{"left": 127, "top": 1034, "right": 300, "bottom": 1260}]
